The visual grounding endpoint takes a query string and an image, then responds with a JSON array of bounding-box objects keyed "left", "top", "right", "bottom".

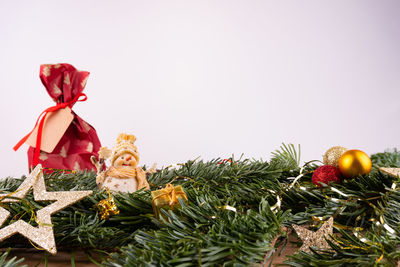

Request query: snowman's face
[{"left": 114, "top": 153, "right": 137, "bottom": 168}]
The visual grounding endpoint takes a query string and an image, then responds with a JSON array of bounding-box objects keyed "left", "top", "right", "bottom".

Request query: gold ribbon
[
  {"left": 310, "top": 216, "right": 384, "bottom": 263},
  {"left": 321, "top": 184, "right": 398, "bottom": 264}
]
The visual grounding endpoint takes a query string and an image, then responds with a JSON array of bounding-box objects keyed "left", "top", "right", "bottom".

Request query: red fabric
[
  {"left": 311, "top": 165, "right": 343, "bottom": 187},
  {"left": 19, "top": 64, "right": 101, "bottom": 172}
]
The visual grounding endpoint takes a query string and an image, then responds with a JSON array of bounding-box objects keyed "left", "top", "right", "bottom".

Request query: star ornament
[
  {"left": 292, "top": 217, "right": 334, "bottom": 253},
  {"left": 0, "top": 165, "right": 92, "bottom": 254}
]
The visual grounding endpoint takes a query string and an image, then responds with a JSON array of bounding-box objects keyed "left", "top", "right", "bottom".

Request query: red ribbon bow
[{"left": 13, "top": 92, "right": 87, "bottom": 167}]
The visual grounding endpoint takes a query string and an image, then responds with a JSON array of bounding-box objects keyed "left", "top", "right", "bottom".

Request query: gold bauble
[
  {"left": 338, "top": 149, "right": 372, "bottom": 178},
  {"left": 323, "top": 146, "right": 348, "bottom": 167}
]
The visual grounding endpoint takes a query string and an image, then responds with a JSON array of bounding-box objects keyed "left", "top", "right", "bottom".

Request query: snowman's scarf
[{"left": 105, "top": 166, "right": 137, "bottom": 179}]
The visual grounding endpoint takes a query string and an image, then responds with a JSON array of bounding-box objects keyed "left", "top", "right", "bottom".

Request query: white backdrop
[{"left": 1, "top": 1, "right": 399, "bottom": 178}]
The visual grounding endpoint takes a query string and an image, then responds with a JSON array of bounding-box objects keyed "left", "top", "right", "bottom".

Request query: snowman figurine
[{"left": 91, "top": 133, "right": 155, "bottom": 193}]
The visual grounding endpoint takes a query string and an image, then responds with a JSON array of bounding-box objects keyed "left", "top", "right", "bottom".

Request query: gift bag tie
[{"left": 13, "top": 92, "right": 87, "bottom": 167}]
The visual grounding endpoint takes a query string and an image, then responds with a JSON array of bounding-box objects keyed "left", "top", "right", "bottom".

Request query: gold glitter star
[
  {"left": 0, "top": 165, "right": 92, "bottom": 254},
  {"left": 379, "top": 168, "right": 400, "bottom": 178},
  {"left": 292, "top": 217, "right": 334, "bottom": 253}
]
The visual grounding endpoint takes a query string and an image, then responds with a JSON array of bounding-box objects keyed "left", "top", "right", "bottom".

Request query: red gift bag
[{"left": 14, "top": 64, "right": 101, "bottom": 172}]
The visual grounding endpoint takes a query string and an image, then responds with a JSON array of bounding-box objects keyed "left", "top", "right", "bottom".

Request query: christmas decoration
[
  {"left": 311, "top": 165, "right": 343, "bottom": 186},
  {"left": 379, "top": 167, "right": 400, "bottom": 177},
  {"left": 338, "top": 149, "right": 372, "bottom": 178},
  {"left": 151, "top": 184, "right": 188, "bottom": 219},
  {"left": 0, "top": 145, "right": 399, "bottom": 266},
  {"left": 323, "top": 146, "right": 347, "bottom": 167},
  {"left": 0, "top": 165, "right": 92, "bottom": 254},
  {"left": 292, "top": 217, "right": 335, "bottom": 253},
  {"left": 13, "top": 63, "right": 101, "bottom": 172},
  {"left": 96, "top": 191, "right": 120, "bottom": 220},
  {"left": 91, "top": 133, "right": 156, "bottom": 193},
  {"left": 218, "top": 159, "right": 232, "bottom": 164}
]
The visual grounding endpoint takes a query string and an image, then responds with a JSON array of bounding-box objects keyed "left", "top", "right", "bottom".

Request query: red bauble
[{"left": 312, "top": 165, "right": 343, "bottom": 187}]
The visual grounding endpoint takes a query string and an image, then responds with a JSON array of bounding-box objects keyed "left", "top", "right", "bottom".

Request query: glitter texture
[
  {"left": 311, "top": 165, "right": 343, "bottom": 187},
  {"left": 292, "top": 217, "right": 334, "bottom": 253},
  {"left": 323, "top": 146, "right": 347, "bottom": 167},
  {"left": 97, "top": 195, "right": 120, "bottom": 220},
  {"left": 380, "top": 167, "right": 400, "bottom": 178},
  {"left": 0, "top": 165, "right": 92, "bottom": 255}
]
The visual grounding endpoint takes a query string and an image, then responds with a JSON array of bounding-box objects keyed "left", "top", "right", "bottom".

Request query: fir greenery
[{"left": 0, "top": 144, "right": 399, "bottom": 266}]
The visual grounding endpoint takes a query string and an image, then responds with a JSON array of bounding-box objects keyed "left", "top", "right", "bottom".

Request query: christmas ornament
[
  {"left": 91, "top": 133, "right": 156, "bottom": 193},
  {"left": 218, "top": 159, "right": 232, "bottom": 165},
  {"left": 323, "top": 146, "right": 347, "bottom": 167},
  {"left": 13, "top": 63, "right": 101, "bottom": 173},
  {"left": 312, "top": 165, "right": 343, "bottom": 186},
  {"left": 0, "top": 165, "right": 92, "bottom": 254},
  {"left": 379, "top": 167, "right": 400, "bottom": 178},
  {"left": 338, "top": 149, "right": 372, "bottom": 178},
  {"left": 96, "top": 191, "right": 120, "bottom": 220},
  {"left": 292, "top": 217, "right": 334, "bottom": 253},
  {"left": 151, "top": 184, "right": 188, "bottom": 219}
]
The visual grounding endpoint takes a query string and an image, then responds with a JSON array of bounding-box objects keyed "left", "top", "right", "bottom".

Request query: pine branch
[
  {"left": 0, "top": 249, "right": 26, "bottom": 267},
  {"left": 0, "top": 145, "right": 399, "bottom": 266}
]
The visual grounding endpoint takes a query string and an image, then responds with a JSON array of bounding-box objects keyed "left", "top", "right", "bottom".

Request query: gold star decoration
[
  {"left": 0, "top": 165, "right": 92, "bottom": 254},
  {"left": 292, "top": 217, "right": 334, "bottom": 253},
  {"left": 379, "top": 167, "right": 400, "bottom": 178}
]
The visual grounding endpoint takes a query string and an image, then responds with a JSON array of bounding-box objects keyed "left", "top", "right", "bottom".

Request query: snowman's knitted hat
[{"left": 111, "top": 133, "right": 139, "bottom": 165}]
